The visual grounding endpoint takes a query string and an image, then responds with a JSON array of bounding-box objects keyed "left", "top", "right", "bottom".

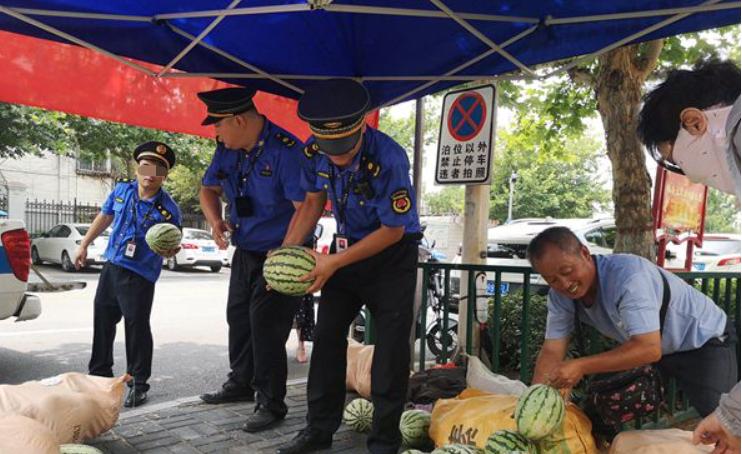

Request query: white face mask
[{"left": 672, "top": 105, "right": 736, "bottom": 195}]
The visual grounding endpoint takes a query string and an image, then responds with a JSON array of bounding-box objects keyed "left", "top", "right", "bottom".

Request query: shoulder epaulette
[
  {"left": 274, "top": 132, "right": 296, "bottom": 148},
  {"left": 303, "top": 142, "right": 320, "bottom": 159},
  {"left": 116, "top": 177, "right": 133, "bottom": 184},
  {"left": 361, "top": 156, "right": 381, "bottom": 178},
  {"left": 155, "top": 203, "right": 173, "bottom": 221}
]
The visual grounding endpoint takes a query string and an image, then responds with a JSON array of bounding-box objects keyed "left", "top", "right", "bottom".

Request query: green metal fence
[{"left": 403, "top": 262, "right": 740, "bottom": 427}]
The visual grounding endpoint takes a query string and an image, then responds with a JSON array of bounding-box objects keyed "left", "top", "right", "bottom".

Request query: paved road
[{"left": 0, "top": 263, "right": 311, "bottom": 410}]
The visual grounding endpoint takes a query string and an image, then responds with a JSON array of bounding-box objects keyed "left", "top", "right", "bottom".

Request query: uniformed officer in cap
[
  {"left": 197, "top": 87, "right": 309, "bottom": 432},
  {"left": 75, "top": 141, "right": 181, "bottom": 408},
  {"left": 277, "top": 79, "right": 422, "bottom": 454}
]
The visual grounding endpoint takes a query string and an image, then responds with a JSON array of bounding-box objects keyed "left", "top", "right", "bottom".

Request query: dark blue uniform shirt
[
  {"left": 101, "top": 180, "right": 181, "bottom": 283},
  {"left": 301, "top": 127, "right": 421, "bottom": 242},
  {"left": 202, "top": 120, "right": 306, "bottom": 252}
]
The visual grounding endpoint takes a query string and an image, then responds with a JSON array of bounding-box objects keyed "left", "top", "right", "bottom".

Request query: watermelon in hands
[
  {"left": 514, "top": 384, "right": 565, "bottom": 440},
  {"left": 145, "top": 223, "right": 182, "bottom": 256},
  {"left": 264, "top": 246, "right": 316, "bottom": 296}
]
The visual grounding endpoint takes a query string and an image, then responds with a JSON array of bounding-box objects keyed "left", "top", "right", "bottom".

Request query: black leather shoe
[
  {"left": 242, "top": 404, "right": 284, "bottom": 433},
  {"left": 124, "top": 388, "right": 147, "bottom": 408},
  {"left": 276, "top": 428, "right": 332, "bottom": 454},
  {"left": 200, "top": 382, "right": 255, "bottom": 404}
]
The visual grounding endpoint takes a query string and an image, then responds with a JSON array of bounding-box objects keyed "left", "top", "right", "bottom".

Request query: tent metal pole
[
  {"left": 166, "top": 24, "right": 304, "bottom": 94},
  {"left": 0, "top": 6, "right": 156, "bottom": 77},
  {"left": 325, "top": 4, "right": 538, "bottom": 24},
  {"left": 383, "top": 24, "right": 539, "bottom": 107},
  {"left": 542, "top": 0, "right": 725, "bottom": 79},
  {"left": 546, "top": 2, "right": 739, "bottom": 25},
  {"left": 12, "top": 8, "right": 149, "bottom": 21},
  {"left": 413, "top": 97, "right": 425, "bottom": 209},
  {"left": 157, "top": 0, "right": 243, "bottom": 77},
  {"left": 155, "top": 4, "right": 308, "bottom": 21},
  {"left": 154, "top": 3, "right": 537, "bottom": 23},
  {"left": 429, "top": 0, "right": 536, "bottom": 77},
  {"left": 161, "top": 72, "right": 536, "bottom": 81}
]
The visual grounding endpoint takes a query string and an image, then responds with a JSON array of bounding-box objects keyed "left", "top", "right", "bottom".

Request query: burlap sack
[
  {"left": 429, "top": 388, "right": 598, "bottom": 453},
  {"left": 0, "top": 373, "right": 127, "bottom": 444},
  {"left": 609, "top": 429, "right": 714, "bottom": 454},
  {"left": 346, "top": 340, "right": 373, "bottom": 399},
  {"left": 0, "top": 412, "right": 59, "bottom": 454}
]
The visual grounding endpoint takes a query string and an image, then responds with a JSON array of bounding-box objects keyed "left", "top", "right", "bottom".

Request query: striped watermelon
[
  {"left": 485, "top": 430, "right": 536, "bottom": 454},
  {"left": 145, "top": 223, "right": 181, "bottom": 255},
  {"left": 433, "top": 443, "right": 483, "bottom": 454},
  {"left": 400, "top": 409, "right": 432, "bottom": 447},
  {"left": 263, "top": 246, "right": 315, "bottom": 296},
  {"left": 514, "top": 384, "right": 565, "bottom": 440},
  {"left": 343, "top": 398, "right": 374, "bottom": 433}
]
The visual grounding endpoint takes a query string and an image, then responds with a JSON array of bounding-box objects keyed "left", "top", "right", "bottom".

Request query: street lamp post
[{"left": 507, "top": 171, "right": 518, "bottom": 224}]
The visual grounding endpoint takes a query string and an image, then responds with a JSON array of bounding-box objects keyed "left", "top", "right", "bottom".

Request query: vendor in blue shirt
[
  {"left": 527, "top": 226, "right": 737, "bottom": 417},
  {"left": 278, "top": 79, "right": 421, "bottom": 454},
  {"left": 75, "top": 141, "right": 181, "bottom": 408},
  {"left": 196, "top": 87, "right": 307, "bottom": 433}
]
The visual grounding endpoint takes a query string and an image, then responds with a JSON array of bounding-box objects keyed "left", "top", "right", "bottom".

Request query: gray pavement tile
[
  {"left": 125, "top": 431, "right": 175, "bottom": 446},
  {"left": 200, "top": 440, "right": 246, "bottom": 453},
  {"left": 190, "top": 434, "right": 234, "bottom": 448},
  {"left": 169, "top": 426, "right": 205, "bottom": 442},
  {"left": 159, "top": 418, "right": 204, "bottom": 430},
  {"left": 167, "top": 443, "right": 203, "bottom": 454}
]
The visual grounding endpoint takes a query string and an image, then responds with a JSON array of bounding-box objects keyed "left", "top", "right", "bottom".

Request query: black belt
[{"left": 341, "top": 232, "right": 422, "bottom": 246}]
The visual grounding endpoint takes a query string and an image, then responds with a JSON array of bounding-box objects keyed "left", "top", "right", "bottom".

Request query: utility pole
[{"left": 506, "top": 171, "right": 518, "bottom": 223}]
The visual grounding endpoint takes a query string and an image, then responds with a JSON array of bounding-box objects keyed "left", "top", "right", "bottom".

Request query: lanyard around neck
[
  {"left": 236, "top": 140, "right": 266, "bottom": 197},
  {"left": 128, "top": 189, "right": 161, "bottom": 236}
]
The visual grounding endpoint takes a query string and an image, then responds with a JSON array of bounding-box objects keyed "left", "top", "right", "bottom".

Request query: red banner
[
  {"left": 653, "top": 167, "right": 708, "bottom": 269},
  {"left": 0, "top": 30, "right": 377, "bottom": 140}
]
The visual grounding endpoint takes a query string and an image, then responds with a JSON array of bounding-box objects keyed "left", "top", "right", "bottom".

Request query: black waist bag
[
  {"left": 583, "top": 270, "right": 670, "bottom": 428},
  {"left": 587, "top": 364, "right": 664, "bottom": 427}
]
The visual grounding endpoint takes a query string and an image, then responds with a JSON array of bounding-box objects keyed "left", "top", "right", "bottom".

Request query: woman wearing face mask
[
  {"left": 637, "top": 59, "right": 740, "bottom": 201},
  {"left": 638, "top": 60, "right": 741, "bottom": 454}
]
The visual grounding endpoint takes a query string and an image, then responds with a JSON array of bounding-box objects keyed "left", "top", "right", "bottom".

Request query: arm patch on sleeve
[{"left": 390, "top": 188, "right": 412, "bottom": 214}]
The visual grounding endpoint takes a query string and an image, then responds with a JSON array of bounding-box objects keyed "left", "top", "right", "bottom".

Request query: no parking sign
[{"left": 435, "top": 85, "right": 495, "bottom": 185}]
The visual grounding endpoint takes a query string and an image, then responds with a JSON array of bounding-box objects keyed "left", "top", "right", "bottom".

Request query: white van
[{"left": 451, "top": 217, "right": 616, "bottom": 296}]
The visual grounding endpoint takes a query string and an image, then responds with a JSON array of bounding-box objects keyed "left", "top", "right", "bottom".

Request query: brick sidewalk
[{"left": 89, "top": 380, "right": 368, "bottom": 454}]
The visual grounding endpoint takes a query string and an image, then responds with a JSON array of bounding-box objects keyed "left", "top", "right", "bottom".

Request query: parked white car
[
  {"left": 451, "top": 217, "right": 616, "bottom": 296},
  {"left": 164, "top": 228, "right": 229, "bottom": 272},
  {"left": 665, "top": 233, "right": 741, "bottom": 272},
  {"left": 1, "top": 219, "right": 41, "bottom": 321},
  {"left": 31, "top": 223, "right": 110, "bottom": 272}
]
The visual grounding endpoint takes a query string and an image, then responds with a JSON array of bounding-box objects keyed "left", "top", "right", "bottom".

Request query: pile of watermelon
[{"left": 408, "top": 384, "right": 566, "bottom": 454}]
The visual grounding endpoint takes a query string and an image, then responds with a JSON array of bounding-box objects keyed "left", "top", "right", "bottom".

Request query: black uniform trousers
[
  {"left": 226, "top": 248, "right": 300, "bottom": 417},
  {"left": 306, "top": 240, "right": 418, "bottom": 454},
  {"left": 657, "top": 318, "right": 738, "bottom": 416},
  {"left": 89, "top": 262, "right": 155, "bottom": 392}
]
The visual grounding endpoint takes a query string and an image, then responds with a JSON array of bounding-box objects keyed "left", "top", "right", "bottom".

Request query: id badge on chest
[
  {"left": 124, "top": 240, "right": 137, "bottom": 258},
  {"left": 334, "top": 234, "right": 349, "bottom": 252}
]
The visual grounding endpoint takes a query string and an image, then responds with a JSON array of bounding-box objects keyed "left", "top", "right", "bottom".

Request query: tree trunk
[{"left": 594, "top": 43, "right": 661, "bottom": 260}]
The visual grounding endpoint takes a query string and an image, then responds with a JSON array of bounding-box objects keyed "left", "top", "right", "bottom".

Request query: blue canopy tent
[{"left": 0, "top": 0, "right": 738, "bottom": 108}]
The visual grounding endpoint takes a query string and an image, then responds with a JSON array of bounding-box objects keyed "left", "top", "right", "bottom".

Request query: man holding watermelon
[
  {"left": 196, "top": 87, "right": 309, "bottom": 433},
  {"left": 277, "top": 78, "right": 422, "bottom": 454},
  {"left": 74, "top": 141, "right": 181, "bottom": 408},
  {"left": 526, "top": 227, "right": 737, "bottom": 421}
]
